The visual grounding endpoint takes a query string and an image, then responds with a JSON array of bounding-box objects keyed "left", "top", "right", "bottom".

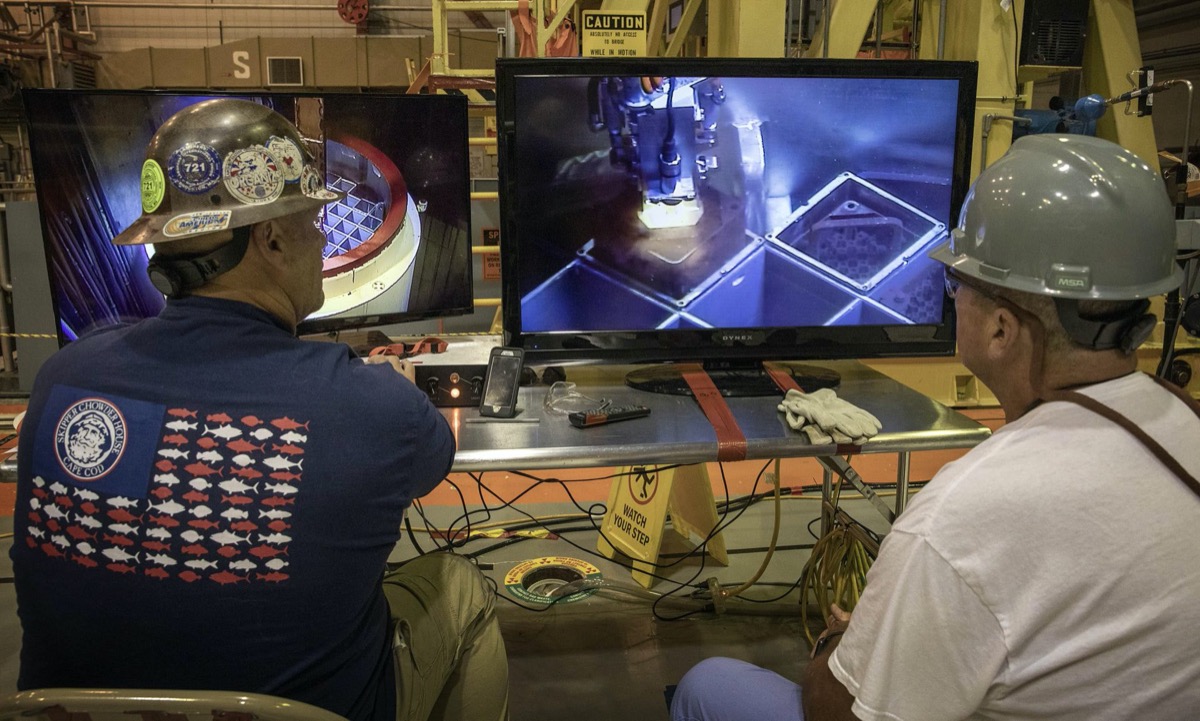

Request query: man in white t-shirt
[{"left": 671, "top": 136, "right": 1200, "bottom": 721}]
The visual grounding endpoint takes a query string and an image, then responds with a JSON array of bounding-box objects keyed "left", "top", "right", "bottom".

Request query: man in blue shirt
[{"left": 11, "top": 98, "right": 509, "bottom": 721}]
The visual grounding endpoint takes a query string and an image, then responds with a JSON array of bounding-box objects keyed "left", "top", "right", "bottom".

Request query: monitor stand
[{"left": 625, "top": 361, "right": 840, "bottom": 398}]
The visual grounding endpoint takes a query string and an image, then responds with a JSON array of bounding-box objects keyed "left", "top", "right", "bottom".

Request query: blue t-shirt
[{"left": 10, "top": 296, "right": 455, "bottom": 721}]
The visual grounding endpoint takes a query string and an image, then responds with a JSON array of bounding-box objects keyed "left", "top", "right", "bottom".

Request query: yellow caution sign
[
  {"left": 581, "top": 11, "right": 647, "bottom": 58},
  {"left": 597, "top": 464, "right": 727, "bottom": 588}
]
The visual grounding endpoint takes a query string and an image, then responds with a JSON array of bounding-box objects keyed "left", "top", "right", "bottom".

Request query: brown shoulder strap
[{"left": 1042, "top": 386, "right": 1200, "bottom": 500}]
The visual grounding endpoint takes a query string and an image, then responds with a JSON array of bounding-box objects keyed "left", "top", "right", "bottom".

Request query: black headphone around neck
[
  {"left": 146, "top": 227, "right": 252, "bottom": 299},
  {"left": 1054, "top": 297, "right": 1156, "bottom": 355}
]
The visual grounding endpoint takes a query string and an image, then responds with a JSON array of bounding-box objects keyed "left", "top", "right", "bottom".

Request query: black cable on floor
[
  {"left": 416, "top": 463, "right": 924, "bottom": 614},
  {"left": 469, "top": 468, "right": 738, "bottom": 588},
  {"left": 404, "top": 514, "right": 426, "bottom": 556},
  {"left": 439, "top": 475, "right": 473, "bottom": 547},
  {"left": 650, "top": 461, "right": 770, "bottom": 620},
  {"left": 411, "top": 499, "right": 446, "bottom": 552}
]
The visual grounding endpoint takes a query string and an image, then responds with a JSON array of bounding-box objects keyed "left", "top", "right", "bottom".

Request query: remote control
[{"left": 568, "top": 405, "right": 652, "bottom": 428}]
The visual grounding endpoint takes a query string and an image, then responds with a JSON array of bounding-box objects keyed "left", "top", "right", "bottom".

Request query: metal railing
[{"left": 0, "top": 203, "right": 17, "bottom": 372}]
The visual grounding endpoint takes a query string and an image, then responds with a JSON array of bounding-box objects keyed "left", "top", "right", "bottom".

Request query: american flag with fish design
[{"left": 24, "top": 408, "right": 308, "bottom": 585}]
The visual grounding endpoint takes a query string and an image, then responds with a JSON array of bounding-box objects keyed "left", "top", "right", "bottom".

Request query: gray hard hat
[
  {"left": 114, "top": 98, "right": 342, "bottom": 247},
  {"left": 929, "top": 134, "right": 1181, "bottom": 300}
]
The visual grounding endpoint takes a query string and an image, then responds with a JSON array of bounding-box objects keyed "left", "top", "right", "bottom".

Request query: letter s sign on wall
[{"left": 232, "top": 50, "right": 251, "bottom": 79}]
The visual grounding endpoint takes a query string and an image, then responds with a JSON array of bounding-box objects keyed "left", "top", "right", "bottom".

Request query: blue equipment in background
[{"left": 1015, "top": 94, "right": 1107, "bottom": 138}]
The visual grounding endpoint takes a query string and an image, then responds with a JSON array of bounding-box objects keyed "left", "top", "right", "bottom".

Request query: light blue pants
[{"left": 670, "top": 657, "right": 805, "bottom": 721}]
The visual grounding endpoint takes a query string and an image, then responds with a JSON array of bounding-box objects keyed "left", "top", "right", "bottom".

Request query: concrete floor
[{"left": 0, "top": 492, "right": 895, "bottom": 719}]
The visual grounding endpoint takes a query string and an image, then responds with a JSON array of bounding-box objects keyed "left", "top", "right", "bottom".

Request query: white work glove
[
  {"left": 799, "top": 423, "right": 833, "bottom": 445},
  {"left": 797, "top": 424, "right": 863, "bottom": 446},
  {"left": 778, "top": 388, "right": 882, "bottom": 444}
]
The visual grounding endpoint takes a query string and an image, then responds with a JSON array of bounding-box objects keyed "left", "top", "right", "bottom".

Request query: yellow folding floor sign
[{"left": 597, "top": 464, "right": 728, "bottom": 588}]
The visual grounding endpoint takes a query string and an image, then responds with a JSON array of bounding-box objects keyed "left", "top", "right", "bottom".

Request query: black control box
[
  {"left": 415, "top": 364, "right": 488, "bottom": 407},
  {"left": 409, "top": 337, "right": 494, "bottom": 407}
]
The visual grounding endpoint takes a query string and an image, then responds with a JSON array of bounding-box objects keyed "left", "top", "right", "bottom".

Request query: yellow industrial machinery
[{"left": 805, "top": 0, "right": 1158, "bottom": 173}]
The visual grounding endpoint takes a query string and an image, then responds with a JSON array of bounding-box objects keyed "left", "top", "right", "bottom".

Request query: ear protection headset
[
  {"left": 1054, "top": 297, "right": 1157, "bottom": 355},
  {"left": 146, "top": 226, "right": 252, "bottom": 299}
]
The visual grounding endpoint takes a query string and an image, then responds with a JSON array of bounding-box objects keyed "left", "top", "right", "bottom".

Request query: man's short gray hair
[{"left": 977, "top": 279, "right": 1148, "bottom": 356}]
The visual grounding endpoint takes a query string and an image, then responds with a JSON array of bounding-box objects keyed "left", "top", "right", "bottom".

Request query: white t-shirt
[{"left": 829, "top": 373, "right": 1200, "bottom": 720}]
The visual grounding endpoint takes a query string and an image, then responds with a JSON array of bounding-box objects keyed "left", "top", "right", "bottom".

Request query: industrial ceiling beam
[{"left": 464, "top": 10, "right": 494, "bottom": 28}]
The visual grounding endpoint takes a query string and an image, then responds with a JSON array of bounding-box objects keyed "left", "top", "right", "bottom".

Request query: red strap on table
[
  {"left": 763, "top": 361, "right": 803, "bottom": 393},
  {"left": 680, "top": 364, "right": 747, "bottom": 462},
  {"left": 763, "top": 361, "right": 862, "bottom": 456},
  {"left": 367, "top": 337, "right": 448, "bottom": 359},
  {"left": 368, "top": 344, "right": 408, "bottom": 358}
]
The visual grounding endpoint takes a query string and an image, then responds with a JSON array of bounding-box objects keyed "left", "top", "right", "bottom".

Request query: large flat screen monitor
[
  {"left": 24, "top": 90, "right": 472, "bottom": 342},
  {"left": 497, "top": 58, "right": 977, "bottom": 394}
]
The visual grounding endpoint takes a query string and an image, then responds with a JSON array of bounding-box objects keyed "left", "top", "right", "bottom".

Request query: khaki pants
[{"left": 383, "top": 553, "right": 509, "bottom": 721}]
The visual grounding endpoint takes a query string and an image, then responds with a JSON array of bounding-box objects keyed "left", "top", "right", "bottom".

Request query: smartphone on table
[{"left": 479, "top": 346, "right": 524, "bottom": 418}]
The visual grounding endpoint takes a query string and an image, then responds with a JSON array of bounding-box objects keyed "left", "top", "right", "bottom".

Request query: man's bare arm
[
  {"left": 803, "top": 604, "right": 859, "bottom": 721},
  {"left": 802, "top": 636, "right": 858, "bottom": 721}
]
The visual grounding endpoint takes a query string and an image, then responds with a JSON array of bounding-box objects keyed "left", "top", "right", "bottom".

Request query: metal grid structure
[{"left": 322, "top": 175, "right": 386, "bottom": 261}]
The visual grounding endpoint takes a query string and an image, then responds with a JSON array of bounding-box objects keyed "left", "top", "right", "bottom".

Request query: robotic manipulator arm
[{"left": 588, "top": 76, "right": 726, "bottom": 210}]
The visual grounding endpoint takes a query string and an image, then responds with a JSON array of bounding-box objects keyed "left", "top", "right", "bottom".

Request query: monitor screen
[
  {"left": 496, "top": 58, "right": 977, "bottom": 388},
  {"left": 23, "top": 89, "right": 472, "bottom": 342}
]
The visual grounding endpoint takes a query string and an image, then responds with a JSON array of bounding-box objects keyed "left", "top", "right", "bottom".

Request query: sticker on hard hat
[
  {"left": 162, "top": 210, "right": 232, "bottom": 238},
  {"left": 301, "top": 165, "right": 340, "bottom": 200},
  {"left": 141, "top": 159, "right": 165, "bottom": 213},
  {"left": 167, "top": 142, "right": 222, "bottom": 195},
  {"left": 267, "top": 136, "right": 305, "bottom": 183},
  {"left": 223, "top": 146, "right": 284, "bottom": 205}
]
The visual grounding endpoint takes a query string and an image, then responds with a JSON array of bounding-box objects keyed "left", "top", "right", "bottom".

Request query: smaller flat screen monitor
[
  {"left": 24, "top": 90, "right": 473, "bottom": 343},
  {"left": 496, "top": 58, "right": 977, "bottom": 394}
]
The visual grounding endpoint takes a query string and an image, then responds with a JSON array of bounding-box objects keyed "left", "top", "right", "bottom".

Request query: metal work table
[{"left": 443, "top": 360, "right": 990, "bottom": 516}]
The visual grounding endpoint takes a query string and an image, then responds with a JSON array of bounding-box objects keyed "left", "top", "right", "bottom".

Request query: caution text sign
[
  {"left": 597, "top": 464, "right": 728, "bottom": 589},
  {"left": 601, "top": 466, "right": 665, "bottom": 558},
  {"left": 581, "top": 11, "right": 647, "bottom": 58},
  {"left": 483, "top": 253, "right": 501, "bottom": 280},
  {"left": 481, "top": 227, "right": 501, "bottom": 280}
]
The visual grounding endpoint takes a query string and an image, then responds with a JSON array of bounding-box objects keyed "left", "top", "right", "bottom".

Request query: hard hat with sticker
[
  {"left": 301, "top": 166, "right": 340, "bottom": 200},
  {"left": 223, "top": 146, "right": 284, "bottom": 205},
  {"left": 167, "top": 142, "right": 222, "bottom": 194},
  {"left": 141, "top": 159, "right": 165, "bottom": 213},
  {"left": 162, "top": 210, "right": 232, "bottom": 238},
  {"left": 267, "top": 136, "right": 305, "bottom": 183},
  {"left": 113, "top": 98, "right": 344, "bottom": 247}
]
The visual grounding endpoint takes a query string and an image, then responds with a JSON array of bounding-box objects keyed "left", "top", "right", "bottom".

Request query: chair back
[{"left": 0, "top": 689, "right": 347, "bottom": 721}]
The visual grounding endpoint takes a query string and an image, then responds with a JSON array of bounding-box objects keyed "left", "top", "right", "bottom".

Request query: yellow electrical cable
[
  {"left": 798, "top": 465, "right": 881, "bottom": 644},
  {"left": 779, "top": 489, "right": 907, "bottom": 500},
  {"left": 405, "top": 512, "right": 593, "bottom": 534},
  {"left": 0, "top": 532, "right": 12, "bottom": 539},
  {"left": 719, "top": 458, "right": 783, "bottom": 601}
]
